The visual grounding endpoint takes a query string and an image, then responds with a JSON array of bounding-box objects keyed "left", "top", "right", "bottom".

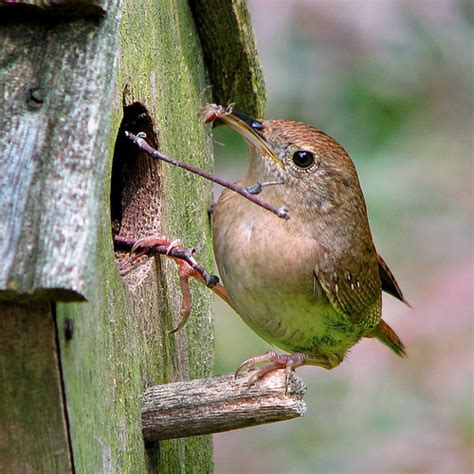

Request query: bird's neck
[{"left": 242, "top": 148, "right": 284, "bottom": 187}]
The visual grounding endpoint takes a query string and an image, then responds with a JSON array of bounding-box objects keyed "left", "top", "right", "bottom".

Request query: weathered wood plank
[
  {"left": 0, "top": 3, "right": 121, "bottom": 301},
  {"left": 142, "top": 370, "right": 307, "bottom": 441},
  {"left": 0, "top": 0, "right": 110, "bottom": 17},
  {"left": 0, "top": 303, "right": 72, "bottom": 473},
  {"left": 190, "top": 0, "right": 266, "bottom": 119}
]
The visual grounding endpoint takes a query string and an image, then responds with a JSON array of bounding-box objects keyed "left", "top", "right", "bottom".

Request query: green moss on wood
[
  {"left": 56, "top": 0, "right": 219, "bottom": 471},
  {"left": 190, "top": 0, "right": 267, "bottom": 118}
]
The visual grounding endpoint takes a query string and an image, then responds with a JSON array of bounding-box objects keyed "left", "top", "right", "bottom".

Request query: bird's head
[{"left": 209, "top": 106, "right": 363, "bottom": 216}]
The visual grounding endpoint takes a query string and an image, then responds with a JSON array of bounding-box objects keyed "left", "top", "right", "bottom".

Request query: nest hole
[{"left": 111, "top": 102, "right": 163, "bottom": 286}]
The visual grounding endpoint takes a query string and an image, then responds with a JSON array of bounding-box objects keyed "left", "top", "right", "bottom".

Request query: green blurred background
[{"left": 211, "top": 1, "right": 473, "bottom": 473}]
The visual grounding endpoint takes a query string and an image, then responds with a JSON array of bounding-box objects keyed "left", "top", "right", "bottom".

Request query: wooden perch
[{"left": 141, "top": 369, "right": 306, "bottom": 441}]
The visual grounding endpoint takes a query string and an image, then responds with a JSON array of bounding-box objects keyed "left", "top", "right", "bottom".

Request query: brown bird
[{"left": 208, "top": 105, "right": 409, "bottom": 381}]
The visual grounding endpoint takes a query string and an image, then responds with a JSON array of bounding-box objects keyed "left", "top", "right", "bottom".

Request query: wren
[{"left": 208, "top": 106, "right": 408, "bottom": 380}]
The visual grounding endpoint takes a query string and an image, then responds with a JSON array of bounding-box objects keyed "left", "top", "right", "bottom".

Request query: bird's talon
[
  {"left": 234, "top": 359, "right": 251, "bottom": 379},
  {"left": 165, "top": 239, "right": 182, "bottom": 255},
  {"left": 247, "top": 371, "right": 260, "bottom": 387},
  {"left": 234, "top": 351, "right": 305, "bottom": 392},
  {"left": 130, "top": 237, "right": 145, "bottom": 255},
  {"left": 167, "top": 310, "right": 190, "bottom": 334}
]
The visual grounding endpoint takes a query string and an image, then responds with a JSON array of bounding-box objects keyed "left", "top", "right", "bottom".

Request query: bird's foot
[
  {"left": 119, "top": 236, "right": 199, "bottom": 333},
  {"left": 119, "top": 236, "right": 184, "bottom": 274},
  {"left": 122, "top": 236, "right": 194, "bottom": 332},
  {"left": 116, "top": 234, "right": 230, "bottom": 333},
  {"left": 235, "top": 350, "right": 306, "bottom": 393},
  {"left": 131, "top": 235, "right": 182, "bottom": 258}
]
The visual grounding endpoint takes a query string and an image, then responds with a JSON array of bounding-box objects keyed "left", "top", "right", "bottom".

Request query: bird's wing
[
  {"left": 377, "top": 253, "right": 410, "bottom": 306},
  {"left": 315, "top": 259, "right": 382, "bottom": 329}
]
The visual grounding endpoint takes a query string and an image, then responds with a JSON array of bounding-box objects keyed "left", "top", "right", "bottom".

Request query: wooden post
[{"left": 0, "top": 0, "right": 267, "bottom": 472}]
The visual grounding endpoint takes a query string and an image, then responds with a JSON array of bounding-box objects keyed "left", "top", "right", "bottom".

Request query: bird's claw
[
  {"left": 115, "top": 234, "right": 230, "bottom": 334},
  {"left": 120, "top": 235, "right": 195, "bottom": 334},
  {"left": 131, "top": 236, "right": 182, "bottom": 256},
  {"left": 235, "top": 350, "right": 306, "bottom": 394}
]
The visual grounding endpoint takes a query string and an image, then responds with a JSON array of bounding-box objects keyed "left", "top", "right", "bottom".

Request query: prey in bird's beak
[{"left": 201, "top": 104, "right": 284, "bottom": 168}]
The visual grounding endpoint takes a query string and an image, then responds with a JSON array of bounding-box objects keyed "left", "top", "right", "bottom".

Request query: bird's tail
[{"left": 371, "top": 319, "right": 406, "bottom": 357}]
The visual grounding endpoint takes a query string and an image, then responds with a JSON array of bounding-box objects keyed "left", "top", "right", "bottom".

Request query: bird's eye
[
  {"left": 292, "top": 150, "right": 315, "bottom": 169},
  {"left": 250, "top": 120, "right": 263, "bottom": 132}
]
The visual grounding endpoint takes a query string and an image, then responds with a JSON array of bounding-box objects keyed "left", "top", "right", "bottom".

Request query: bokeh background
[{"left": 211, "top": 1, "right": 473, "bottom": 473}]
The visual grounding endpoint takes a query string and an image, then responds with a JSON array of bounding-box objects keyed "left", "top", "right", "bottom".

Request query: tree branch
[{"left": 124, "top": 131, "right": 290, "bottom": 220}]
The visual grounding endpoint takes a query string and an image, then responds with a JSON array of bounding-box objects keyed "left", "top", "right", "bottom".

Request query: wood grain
[
  {"left": 0, "top": 0, "right": 109, "bottom": 16},
  {"left": 0, "top": 3, "right": 121, "bottom": 301},
  {"left": 142, "top": 370, "right": 307, "bottom": 441},
  {"left": 0, "top": 303, "right": 72, "bottom": 473},
  {"left": 189, "top": 0, "right": 267, "bottom": 119}
]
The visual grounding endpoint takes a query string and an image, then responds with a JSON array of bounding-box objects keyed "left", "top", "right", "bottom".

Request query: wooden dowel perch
[{"left": 141, "top": 369, "right": 307, "bottom": 441}]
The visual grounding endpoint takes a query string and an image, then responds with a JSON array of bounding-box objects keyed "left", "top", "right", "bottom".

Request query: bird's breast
[
  {"left": 213, "top": 190, "right": 318, "bottom": 296},
  {"left": 212, "top": 190, "right": 363, "bottom": 355}
]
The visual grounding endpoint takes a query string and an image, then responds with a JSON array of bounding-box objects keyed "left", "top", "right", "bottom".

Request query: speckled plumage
[{"left": 212, "top": 116, "right": 406, "bottom": 369}]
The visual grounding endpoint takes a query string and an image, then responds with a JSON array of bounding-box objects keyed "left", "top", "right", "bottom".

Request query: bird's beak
[{"left": 218, "top": 110, "right": 284, "bottom": 168}]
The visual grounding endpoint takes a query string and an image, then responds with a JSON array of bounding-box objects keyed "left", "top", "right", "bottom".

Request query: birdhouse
[{"left": 0, "top": 1, "right": 275, "bottom": 471}]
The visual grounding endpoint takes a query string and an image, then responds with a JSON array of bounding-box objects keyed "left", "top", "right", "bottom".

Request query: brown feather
[
  {"left": 316, "top": 263, "right": 382, "bottom": 329},
  {"left": 370, "top": 319, "right": 406, "bottom": 357},
  {"left": 377, "top": 254, "right": 411, "bottom": 307}
]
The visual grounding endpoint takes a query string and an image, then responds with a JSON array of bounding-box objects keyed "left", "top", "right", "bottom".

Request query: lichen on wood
[{"left": 0, "top": 5, "right": 121, "bottom": 302}]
